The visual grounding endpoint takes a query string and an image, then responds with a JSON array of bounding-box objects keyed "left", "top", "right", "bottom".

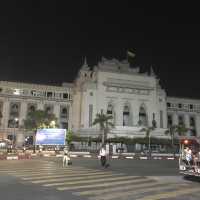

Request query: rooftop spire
[
  {"left": 150, "top": 66, "right": 156, "bottom": 76},
  {"left": 84, "top": 56, "right": 88, "bottom": 66},
  {"left": 81, "top": 56, "right": 89, "bottom": 70}
]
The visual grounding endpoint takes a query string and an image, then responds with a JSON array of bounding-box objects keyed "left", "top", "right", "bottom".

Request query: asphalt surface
[{"left": 0, "top": 158, "right": 200, "bottom": 200}]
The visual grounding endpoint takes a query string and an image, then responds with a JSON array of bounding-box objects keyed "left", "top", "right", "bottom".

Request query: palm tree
[
  {"left": 140, "top": 118, "right": 157, "bottom": 158},
  {"left": 140, "top": 126, "right": 155, "bottom": 158},
  {"left": 23, "top": 109, "right": 58, "bottom": 153},
  {"left": 66, "top": 130, "right": 73, "bottom": 146},
  {"left": 165, "top": 124, "right": 188, "bottom": 157},
  {"left": 93, "top": 109, "right": 114, "bottom": 145}
]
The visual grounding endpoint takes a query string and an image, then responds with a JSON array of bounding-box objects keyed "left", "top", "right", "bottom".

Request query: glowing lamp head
[{"left": 184, "top": 139, "right": 189, "bottom": 145}]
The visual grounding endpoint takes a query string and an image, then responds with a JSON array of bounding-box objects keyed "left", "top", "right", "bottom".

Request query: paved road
[{"left": 0, "top": 158, "right": 200, "bottom": 200}]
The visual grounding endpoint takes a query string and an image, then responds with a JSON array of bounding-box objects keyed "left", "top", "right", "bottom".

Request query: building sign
[{"left": 36, "top": 129, "right": 66, "bottom": 145}]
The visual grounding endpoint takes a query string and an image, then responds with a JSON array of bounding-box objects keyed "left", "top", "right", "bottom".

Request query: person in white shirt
[
  {"left": 184, "top": 147, "right": 192, "bottom": 165},
  {"left": 99, "top": 146, "right": 107, "bottom": 167},
  {"left": 63, "top": 147, "right": 70, "bottom": 167}
]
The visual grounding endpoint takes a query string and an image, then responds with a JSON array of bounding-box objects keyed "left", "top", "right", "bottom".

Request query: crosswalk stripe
[
  {"left": 135, "top": 187, "right": 200, "bottom": 200},
  {"left": 0, "top": 166, "right": 90, "bottom": 173},
  {"left": 57, "top": 177, "right": 147, "bottom": 190},
  {"left": 44, "top": 175, "right": 139, "bottom": 187},
  {"left": 6, "top": 168, "right": 96, "bottom": 176},
  {"left": 74, "top": 179, "right": 158, "bottom": 196},
  {"left": 90, "top": 183, "right": 187, "bottom": 200},
  {"left": 22, "top": 171, "right": 110, "bottom": 180},
  {"left": 0, "top": 168, "right": 72, "bottom": 172},
  {"left": 4, "top": 170, "right": 77, "bottom": 176},
  {"left": 32, "top": 173, "right": 122, "bottom": 184},
  {"left": 13, "top": 170, "right": 106, "bottom": 178},
  {"left": 0, "top": 166, "right": 89, "bottom": 172}
]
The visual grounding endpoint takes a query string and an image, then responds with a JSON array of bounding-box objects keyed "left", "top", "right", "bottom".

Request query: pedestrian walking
[
  {"left": 99, "top": 145, "right": 109, "bottom": 168},
  {"left": 63, "top": 147, "right": 71, "bottom": 167}
]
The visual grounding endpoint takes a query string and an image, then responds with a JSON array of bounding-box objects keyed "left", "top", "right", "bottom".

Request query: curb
[
  {"left": 54, "top": 154, "right": 178, "bottom": 160},
  {"left": 0, "top": 154, "right": 178, "bottom": 161},
  {"left": 0, "top": 154, "right": 32, "bottom": 160}
]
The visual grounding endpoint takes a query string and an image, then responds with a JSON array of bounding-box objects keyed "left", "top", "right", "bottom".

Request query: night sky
[{"left": 2, "top": 1, "right": 200, "bottom": 98}]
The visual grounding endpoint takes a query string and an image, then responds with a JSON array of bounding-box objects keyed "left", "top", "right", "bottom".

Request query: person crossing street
[{"left": 99, "top": 145, "right": 109, "bottom": 168}]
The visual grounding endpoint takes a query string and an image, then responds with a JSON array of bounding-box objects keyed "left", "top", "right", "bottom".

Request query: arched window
[
  {"left": 167, "top": 114, "right": 173, "bottom": 128},
  {"left": 62, "top": 108, "right": 67, "bottom": 114},
  {"left": 123, "top": 104, "right": 130, "bottom": 126},
  {"left": 189, "top": 116, "right": 196, "bottom": 136},
  {"left": 107, "top": 104, "right": 113, "bottom": 115},
  {"left": 60, "top": 105, "right": 69, "bottom": 119},
  {"left": 139, "top": 105, "right": 148, "bottom": 126},
  {"left": 44, "top": 105, "right": 53, "bottom": 114},
  {"left": 9, "top": 102, "right": 20, "bottom": 118},
  {"left": 106, "top": 103, "right": 115, "bottom": 125},
  {"left": 178, "top": 115, "right": 184, "bottom": 126}
]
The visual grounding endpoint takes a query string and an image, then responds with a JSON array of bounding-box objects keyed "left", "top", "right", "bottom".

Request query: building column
[
  {"left": 37, "top": 102, "right": 44, "bottom": 110},
  {"left": 131, "top": 101, "right": 138, "bottom": 126},
  {"left": 115, "top": 101, "right": 123, "bottom": 126},
  {"left": 2, "top": 100, "right": 9, "bottom": 130},
  {"left": 184, "top": 114, "right": 190, "bottom": 128},
  {"left": 68, "top": 104, "right": 72, "bottom": 130},
  {"left": 54, "top": 104, "right": 60, "bottom": 127},
  {"left": 195, "top": 115, "right": 200, "bottom": 137},
  {"left": 19, "top": 101, "right": 27, "bottom": 126},
  {"left": 54, "top": 104, "right": 60, "bottom": 122},
  {"left": 15, "top": 101, "right": 27, "bottom": 147},
  {"left": 172, "top": 113, "right": 178, "bottom": 125}
]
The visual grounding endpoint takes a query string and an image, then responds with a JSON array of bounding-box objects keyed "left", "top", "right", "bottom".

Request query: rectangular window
[
  {"left": 167, "top": 102, "right": 171, "bottom": 107},
  {"left": 63, "top": 93, "right": 68, "bottom": 99},
  {"left": 89, "top": 104, "right": 93, "bottom": 127},
  {"left": 178, "top": 115, "right": 184, "bottom": 126},
  {"left": 167, "top": 115, "right": 173, "bottom": 128},
  {"left": 61, "top": 122, "right": 68, "bottom": 129},
  {"left": 160, "top": 110, "right": 163, "bottom": 128},
  {"left": 47, "top": 92, "right": 52, "bottom": 98}
]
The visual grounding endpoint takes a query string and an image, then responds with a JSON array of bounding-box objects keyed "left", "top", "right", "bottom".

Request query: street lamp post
[
  {"left": 13, "top": 117, "right": 18, "bottom": 150},
  {"left": 148, "top": 132, "right": 151, "bottom": 159},
  {"left": 50, "top": 120, "right": 56, "bottom": 128}
]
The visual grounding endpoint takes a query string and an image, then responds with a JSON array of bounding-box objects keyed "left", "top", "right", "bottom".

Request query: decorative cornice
[{"left": 103, "top": 81, "right": 154, "bottom": 90}]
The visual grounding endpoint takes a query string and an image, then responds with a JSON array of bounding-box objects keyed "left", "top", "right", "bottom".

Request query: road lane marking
[
  {"left": 44, "top": 175, "right": 137, "bottom": 187},
  {"left": 22, "top": 171, "right": 110, "bottom": 180},
  {"left": 135, "top": 187, "right": 200, "bottom": 200},
  {"left": 57, "top": 177, "right": 147, "bottom": 190},
  {"left": 90, "top": 183, "right": 187, "bottom": 200},
  {"left": 0, "top": 166, "right": 91, "bottom": 172},
  {"left": 5, "top": 168, "right": 96, "bottom": 176},
  {"left": 74, "top": 180, "right": 158, "bottom": 196},
  {"left": 32, "top": 173, "right": 121, "bottom": 183}
]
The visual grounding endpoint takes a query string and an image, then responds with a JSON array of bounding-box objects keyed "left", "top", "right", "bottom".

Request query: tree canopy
[
  {"left": 93, "top": 109, "right": 114, "bottom": 144},
  {"left": 23, "top": 109, "right": 58, "bottom": 132}
]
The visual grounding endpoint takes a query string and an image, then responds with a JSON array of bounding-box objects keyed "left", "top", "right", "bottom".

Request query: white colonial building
[
  {"left": 0, "top": 56, "right": 200, "bottom": 146},
  {"left": 0, "top": 81, "right": 73, "bottom": 146}
]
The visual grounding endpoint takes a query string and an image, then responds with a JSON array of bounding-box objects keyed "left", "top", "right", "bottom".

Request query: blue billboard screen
[{"left": 35, "top": 129, "right": 66, "bottom": 145}]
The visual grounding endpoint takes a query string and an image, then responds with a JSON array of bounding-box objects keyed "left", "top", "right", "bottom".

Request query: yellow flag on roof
[{"left": 127, "top": 50, "right": 136, "bottom": 58}]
